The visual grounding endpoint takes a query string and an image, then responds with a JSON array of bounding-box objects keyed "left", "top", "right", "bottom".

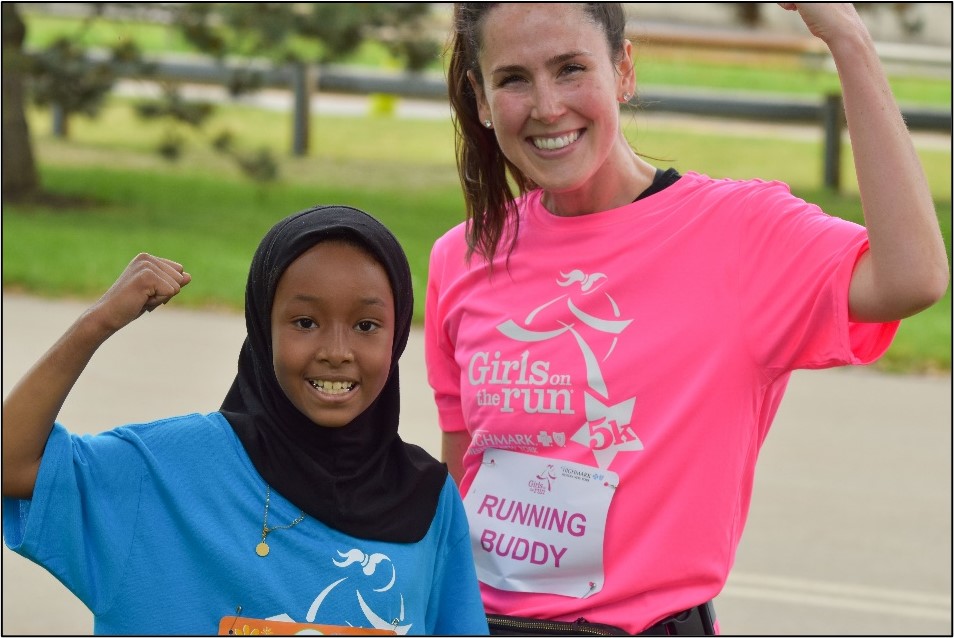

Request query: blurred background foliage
[
  {"left": 3, "top": 2, "right": 441, "bottom": 194},
  {"left": 2, "top": 2, "right": 950, "bottom": 373}
]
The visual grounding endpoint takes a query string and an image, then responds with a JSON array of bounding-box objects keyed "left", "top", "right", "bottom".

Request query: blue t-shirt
[{"left": 3, "top": 413, "right": 488, "bottom": 635}]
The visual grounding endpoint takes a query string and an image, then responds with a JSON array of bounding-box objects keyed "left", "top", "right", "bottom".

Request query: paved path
[{"left": 2, "top": 293, "right": 951, "bottom": 635}]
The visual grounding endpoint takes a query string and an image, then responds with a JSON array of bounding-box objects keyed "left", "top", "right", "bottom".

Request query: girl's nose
[{"left": 317, "top": 326, "right": 354, "bottom": 364}]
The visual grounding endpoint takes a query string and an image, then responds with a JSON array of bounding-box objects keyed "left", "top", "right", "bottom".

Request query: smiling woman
[
  {"left": 428, "top": 2, "right": 948, "bottom": 635},
  {"left": 468, "top": 3, "right": 648, "bottom": 218}
]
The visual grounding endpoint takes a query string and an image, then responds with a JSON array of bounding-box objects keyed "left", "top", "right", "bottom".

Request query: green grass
[
  {"left": 1, "top": 166, "right": 464, "bottom": 316},
  {"left": 4, "top": 96, "right": 951, "bottom": 374},
  {"left": 6, "top": 99, "right": 466, "bottom": 320},
  {"left": 632, "top": 53, "right": 951, "bottom": 108}
]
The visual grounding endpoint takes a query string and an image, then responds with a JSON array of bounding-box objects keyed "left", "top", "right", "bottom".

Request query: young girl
[
  {"left": 3, "top": 205, "right": 488, "bottom": 635},
  {"left": 426, "top": 2, "right": 948, "bottom": 635}
]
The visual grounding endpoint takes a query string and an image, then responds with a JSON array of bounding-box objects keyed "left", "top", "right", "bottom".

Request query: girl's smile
[{"left": 308, "top": 379, "right": 355, "bottom": 395}]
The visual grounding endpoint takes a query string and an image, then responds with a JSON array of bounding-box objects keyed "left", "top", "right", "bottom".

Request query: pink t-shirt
[{"left": 425, "top": 173, "right": 898, "bottom": 632}]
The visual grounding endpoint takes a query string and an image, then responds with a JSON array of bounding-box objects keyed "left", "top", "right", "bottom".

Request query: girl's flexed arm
[
  {"left": 2, "top": 254, "right": 191, "bottom": 499},
  {"left": 780, "top": 3, "right": 949, "bottom": 321}
]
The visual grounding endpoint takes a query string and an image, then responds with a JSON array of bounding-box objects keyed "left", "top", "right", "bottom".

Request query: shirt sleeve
[
  {"left": 2, "top": 423, "right": 146, "bottom": 614},
  {"left": 735, "top": 181, "right": 898, "bottom": 376},
  {"left": 425, "top": 231, "right": 469, "bottom": 433},
  {"left": 424, "top": 479, "right": 489, "bottom": 634}
]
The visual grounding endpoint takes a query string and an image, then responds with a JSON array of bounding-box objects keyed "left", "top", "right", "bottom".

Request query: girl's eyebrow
[
  {"left": 490, "top": 51, "right": 591, "bottom": 76},
  {"left": 358, "top": 296, "right": 389, "bottom": 308},
  {"left": 289, "top": 293, "right": 389, "bottom": 308}
]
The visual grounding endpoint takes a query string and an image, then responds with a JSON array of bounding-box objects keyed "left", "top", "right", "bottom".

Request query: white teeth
[
  {"left": 533, "top": 131, "right": 580, "bottom": 150},
  {"left": 309, "top": 380, "right": 355, "bottom": 394}
]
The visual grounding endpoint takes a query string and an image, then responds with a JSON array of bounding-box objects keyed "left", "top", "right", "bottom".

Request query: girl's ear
[{"left": 467, "top": 70, "right": 492, "bottom": 125}]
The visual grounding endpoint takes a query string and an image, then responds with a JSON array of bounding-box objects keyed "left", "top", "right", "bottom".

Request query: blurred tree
[
  {"left": 171, "top": 3, "right": 436, "bottom": 67},
  {"left": 2, "top": 3, "right": 39, "bottom": 200},
  {"left": 2, "top": 3, "right": 438, "bottom": 200},
  {"left": 4, "top": 3, "right": 156, "bottom": 202},
  {"left": 137, "top": 3, "right": 439, "bottom": 172},
  {"left": 27, "top": 13, "right": 152, "bottom": 138}
]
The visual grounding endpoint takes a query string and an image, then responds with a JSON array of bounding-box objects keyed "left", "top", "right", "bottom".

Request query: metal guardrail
[
  {"left": 106, "top": 54, "right": 951, "bottom": 129},
  {"left": 55, "top": 52, "right": 952, "bottom": 190},
  {"left": 632, "top": 88, "right": 950, "bottom": 131}
]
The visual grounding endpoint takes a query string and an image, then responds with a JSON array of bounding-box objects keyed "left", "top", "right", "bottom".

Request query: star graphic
[{"left": 570, "top": 393, "right": 642, "bottom": 469}]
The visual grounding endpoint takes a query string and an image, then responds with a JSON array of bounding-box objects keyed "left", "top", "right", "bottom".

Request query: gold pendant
[{"left": 256, "top": 541, "right": 270, "bottom": 557}]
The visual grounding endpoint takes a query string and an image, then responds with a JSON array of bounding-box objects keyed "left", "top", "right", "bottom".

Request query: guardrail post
[
  {"left": 291, "top": 62, "right": 313, "bottom": 157},
  {"left": 821, "top": 93, "right": 844, "bottom": 192},
  {"left": 52, "top": 103, "right": 68, "bottom": 138}
]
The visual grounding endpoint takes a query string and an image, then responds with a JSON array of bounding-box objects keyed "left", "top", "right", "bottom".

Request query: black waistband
[
  {"left": 639, "top": 601, "right": 716, "bottom": 635},
  {"left": 486, "top": 601, "right": 715, "bottom": 636}
]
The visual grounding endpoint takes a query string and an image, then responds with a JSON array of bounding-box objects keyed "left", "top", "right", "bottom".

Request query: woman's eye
[
  {"left": 561, "top": 63, "right": 585, "bottom": 76},
  {"left": 497, "top": 74, "right": 524, "bottom": 87},
  {"left": 294, "top": 318, "right": 316, "bottom": 329}
]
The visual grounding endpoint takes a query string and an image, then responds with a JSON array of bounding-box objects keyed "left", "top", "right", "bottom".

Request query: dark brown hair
[{"left": 447, "top": 3, "right": 628, "bottom": 263}]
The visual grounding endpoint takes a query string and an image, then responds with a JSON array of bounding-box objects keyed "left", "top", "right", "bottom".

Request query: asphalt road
[{"left": 2, "top": 293, "right": 951, "bottom": 635}]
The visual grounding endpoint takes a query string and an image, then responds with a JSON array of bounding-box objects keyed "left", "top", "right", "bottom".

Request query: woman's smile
[{"left": 530, "top": 129, "right": 583, "bottom": 151}]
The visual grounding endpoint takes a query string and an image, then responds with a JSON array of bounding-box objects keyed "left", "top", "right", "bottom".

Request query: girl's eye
[
  {"left": 355, "top": 320, "right": 379, "bottom": 333},
  {"left": 294, "top": 318, "right": 317, "bottom": 329}
]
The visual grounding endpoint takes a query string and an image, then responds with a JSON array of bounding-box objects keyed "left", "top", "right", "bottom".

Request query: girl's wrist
[{"left": 75, "top": 304, "right": 123, "bottom": 346}]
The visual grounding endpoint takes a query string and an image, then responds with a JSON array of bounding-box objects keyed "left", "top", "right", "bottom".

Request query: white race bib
[{"left": 464, "top": 449, "right": 618, "bottom": 598}]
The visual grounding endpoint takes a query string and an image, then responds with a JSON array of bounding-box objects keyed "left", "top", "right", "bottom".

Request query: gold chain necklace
[{"left": 255, "top": 485, "right": 305, "bottom": 557}]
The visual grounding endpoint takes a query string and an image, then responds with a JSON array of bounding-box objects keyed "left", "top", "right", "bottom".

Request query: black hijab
[{"left": 221, "top": 205, "right": 447, "bottom": 543}]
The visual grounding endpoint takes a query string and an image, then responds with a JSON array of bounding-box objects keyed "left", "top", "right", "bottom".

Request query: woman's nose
[{"left": 530, "top": 80, "right": 565, "bottom": 123}]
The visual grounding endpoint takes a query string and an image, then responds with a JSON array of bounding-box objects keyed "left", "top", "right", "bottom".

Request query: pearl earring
[{"left": 483, "top": 120, "right": 493, "bottom": 129}]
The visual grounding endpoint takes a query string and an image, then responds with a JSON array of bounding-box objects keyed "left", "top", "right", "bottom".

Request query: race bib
[
  {"left": 464, "top": 449, "right": 618, "bottom": 598},
  {"left": 219, "top": 616, "right": 395, "bottom": 635}
]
